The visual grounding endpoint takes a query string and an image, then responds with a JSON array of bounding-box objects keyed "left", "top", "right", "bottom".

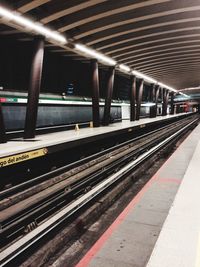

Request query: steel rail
[
  {"left": 0, "top": 114, "right": 193, "bottom": 200},
  {"left": 0, "top": 117, "right": 192, "bottom": 234},
  {"left": 0, "top": 117, "right": 198, "bottom": 267},
  {"left": 0, "top": 117, "right": 196, "bottom": 246}
]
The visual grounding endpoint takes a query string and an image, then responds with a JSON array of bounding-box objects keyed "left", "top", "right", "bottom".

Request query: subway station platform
[
  {"left": 0, "top": 113, "right": 192, "bottom": 160},
  {"left": 147, "top": 130, "right": 200, "bottom": 266},
  {"left": 75, "top": 116, "right": 200, "bottom": 267}
]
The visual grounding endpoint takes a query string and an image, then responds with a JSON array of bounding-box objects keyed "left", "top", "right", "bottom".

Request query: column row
[{"left": 0, "top": 38, "right": 176, "bottom": 143}]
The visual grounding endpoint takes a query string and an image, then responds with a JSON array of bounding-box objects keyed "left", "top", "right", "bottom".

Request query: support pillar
[
  {"left": 0, "top": 101, "right": 6, "bottom": 143},
  {"left": 24, "top": 36, "right": 44, "bottom": 139},
  {"left": 151, "top": 85, "right": 160, "bottom": 118},
  {"left": 136, "top": 79, "right": 144, "bottom": 120},
  {"left": 150, "top": 84, "right": 156, "bottom": 118},
  {"left": 170, "top": 92, "right": 175, "bottom": 115},
  {"left": 162, "top": 89, "right": 168, "bottom": 116},
  {"left": 91, "top": 59, "right": 100, "bottom": 127},
  {"left": 147, "top": 84, "right": 152, "bottom": 102},
  {"left": 162, "top": 88, "right": 166, "bottom": 116},
  {"left": 130, "top": 75, "right": 136, "bottom": 121},
  {"left": 176, "top": 104, "right": 180, "bottom": 114},
  {"left": 103, "top": 67, "right": 115, "bottom": 125},
  {"left": 151, "top": 84, "right": 156, "bottom": 102},
  {"left": 174, "top": 104, "right": 177, "bottom": 114},
  {"left": 165, "top": 90, "right": 169, "bottom": 115}
]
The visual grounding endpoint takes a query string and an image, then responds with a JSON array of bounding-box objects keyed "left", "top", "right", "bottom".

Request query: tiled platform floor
[
  {"left": 0, "top": 113, "right": 190, "bottom": 158},
  {"left": 75, "top": 119, "right": 200, "bottom": 267}
]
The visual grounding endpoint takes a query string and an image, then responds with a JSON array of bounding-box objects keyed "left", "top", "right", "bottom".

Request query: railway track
[{"left": 0, "top": 115, "right": 198, "bottom": 266}]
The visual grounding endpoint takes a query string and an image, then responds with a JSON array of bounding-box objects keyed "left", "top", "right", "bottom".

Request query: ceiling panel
[{"left": 1, "top": 0, "right": 200, "bottom": 90}]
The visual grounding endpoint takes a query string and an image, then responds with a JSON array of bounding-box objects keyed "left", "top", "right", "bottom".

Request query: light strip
[
  {"left": 180, "top": 86, "right": 200, "bottom": 91},
  {"left": 0, "top": 6, "right": 67, "bottom": 44},
  {"left": 119, "top": 64, "right": 131, "bottom": 72},
  {"left": 132, "top": 70, "right": 157, "bottom": 84},
  {"left": 179, "top": 92, "right": 189, "bottom": 97},
  {"left": 0, "top": 6, "right": 178, "bottom": 92},
  {"left": 131, "top": 70, "right": 177, "bottom": 92},
  {"left": 75, "top": 44, "right": 116, "bottom": 66},
  {"left": 157, "top": 82, "right": 177, "bottom": 92}
]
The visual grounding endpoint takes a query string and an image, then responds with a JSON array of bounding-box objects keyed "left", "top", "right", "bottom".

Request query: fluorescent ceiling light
[
  {"left": 180, "top": 86, "right": 200, "bottom": 91},
  {"left": 132, "top": 70, "right": 157, "bottom": 84},
  {"left": 179, "top": 92, "right": 189, "bottom": 97},
  {"left": 157, "top": 82, "right": 177, "bottom": 92},
  {"left": 75, "top": 44, "right": 116, "bottom": 66},
  {"left": 131, "top": 70, "right": 177, "bottom": 92},
  {"left": 141, "top": 103, "right": 155, "bottom": 107},
  {"left": 0, "top": 6, "right": 67, "bottom": 44},
  {"left": 182, "top": 94, "right": 189, "bottom": 97},
  {"left": 119, "top": 64, "right": 131, "bottom": 72},
  {"left": 0, "top": 6, "right": 179, "bottom": 93}
]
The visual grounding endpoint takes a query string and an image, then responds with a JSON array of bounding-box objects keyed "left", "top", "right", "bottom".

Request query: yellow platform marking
[
  {"left": 140, "top": 124, "right": 146, "bottom": 128},
  {"left": 75, "top": 124, "right": 80, "bottom": 131},
  {"left": 0, "top": 148, "right": 48, "bottom": 168}
]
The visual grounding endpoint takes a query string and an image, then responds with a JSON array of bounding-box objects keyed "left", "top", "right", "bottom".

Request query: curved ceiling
[{"left": 1, "top": 0, "right": 200, "bottom": 90}]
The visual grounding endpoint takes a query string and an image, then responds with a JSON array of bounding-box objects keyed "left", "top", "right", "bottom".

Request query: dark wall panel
[{"left": 2, "top": 103, "right": 121, "bottom": 131}]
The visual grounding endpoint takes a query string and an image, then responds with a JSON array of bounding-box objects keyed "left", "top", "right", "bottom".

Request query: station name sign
[{"left": 0, "top": 148, "right": 48, "bottom": 168}]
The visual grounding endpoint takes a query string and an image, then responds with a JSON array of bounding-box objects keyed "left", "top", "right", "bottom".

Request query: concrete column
[
  {"left": 170, "top": 92, "right": 175, "bottom": 115},
  {"left": 150, "top": 84, "right": 156, "bottom": 118},
  {"left": 162, "top": 89, "right": 169, "bottom": 116},
  {"left": 91, "top": 59, "right": 100, "bottom": 127},
  {"left": 151, "top": 85, "right": 160, "bottom": 118},
  {"left": 136, "top": 79, "right": 144, "bottom": 120},
  {"left": 103, "top": 67, "right": 115, "bottom": 125},
  {"left": 165, "top": 90, "right": 169, "bottom": 115},
  {"left": 130, "top": 75, "right": 136, "bottom": 121},
  {"left": 151, "top": 84, "right": 156, "bottom": 102},
  {"left": 162, "top": 88, "right": 166, "bottom": 116},
  {"left": 24, "top": 36, "right": 44, "bottom": 139}
]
